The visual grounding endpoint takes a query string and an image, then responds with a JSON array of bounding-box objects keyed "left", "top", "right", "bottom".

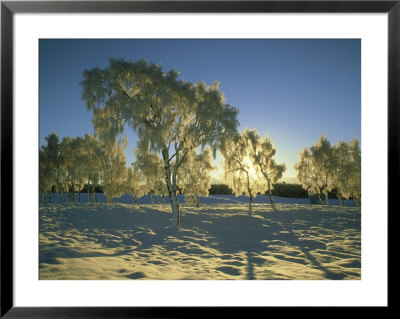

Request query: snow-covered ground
[{"left": 39, "top": 195, "right": 361, "bottom": 280}]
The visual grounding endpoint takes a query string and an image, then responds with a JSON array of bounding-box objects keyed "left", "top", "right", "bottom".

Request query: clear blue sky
[{"left": 39, "top": 39, "right": 361, "bottom": 182}]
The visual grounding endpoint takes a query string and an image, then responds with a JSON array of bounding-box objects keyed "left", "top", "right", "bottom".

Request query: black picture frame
[{"left": 1, "top": 1, "right": 395, "bottom": 317}]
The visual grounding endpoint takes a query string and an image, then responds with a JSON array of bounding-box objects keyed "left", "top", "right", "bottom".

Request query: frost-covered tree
[
  {"left": 178, "top": 147, "right": 215, "bottom": 207},
  {"left": 59, "top": 138, "right": 73, "bottom": 202},
  {"left": 134, "top": 147, "right": 164, "bottom": 204},
  {"left": 72, "top": 137, "right": 87, "bottom": 203},
  {"left": 222, "top": 130, "right": 264, "bottom": 208},
  {"left": 102, "top": 140, "right": 128, "bottom": 203},
  {"left": 331, "top": 140, "right": 351, "bottom": 206},
  {"left": 81, "top": 59, "right": 238, "bottom": 227},
  {"left": 347, "top": 138, "right": 361, "bottom": 207},
  {"left": 310, "top": 135, "right": 334, "bottom": 205},
  {"left": 328, "top": 138, "right": 361, "bottom": 207},
  {"left": 60, "top": 136, "right": 86, "bottom": 203},
  {"left": 295, "top": 135, "right": 359, "bottom": 206},
  {"left": 294, "top": 147, "right": 325, "bottom": 205},
  {"left": 124, "top": 164, "right": 144, "bottom": 204},
  {"left": 294, "top": 135, "right": 334, "bottom": 205},
  {"left": 83, "top": 134, "right": 104, "bottom": 203},
  {"left": 247, "top": 129, "right": 286, "bottom": 208},
  {"left": 39, "top": 147, "right": 55, "bottom": 204},
  {"left": 43, "top": 132, "right": 65, "bottom": 203},
  {"left": 154, "top": 176, "right": 168, "bottom": 204}
]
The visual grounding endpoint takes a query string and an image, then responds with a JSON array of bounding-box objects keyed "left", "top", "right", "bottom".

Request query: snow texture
[{"left": 39, "top": 195, "right": 360, "bottom": 280}]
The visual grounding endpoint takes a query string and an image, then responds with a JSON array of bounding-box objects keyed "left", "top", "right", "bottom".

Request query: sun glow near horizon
[{"left": 243, "top": 156, "right": 258, "bottom": 179}]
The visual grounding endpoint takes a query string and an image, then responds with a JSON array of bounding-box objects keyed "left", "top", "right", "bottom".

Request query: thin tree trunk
[
  {"left": 162, "top": 148, "right": 180, "bottom": 228},
  {"left": 92, "top": 184, "right": 96, "bottom": 203},
  {"left": 266, "top": 177, "right": 275, "bottom": 208},
  {"left": 338, "top": 194, "right": 342, "bottom": 207},
  {"left": 317, "top": 193, "right": 323, "bottom": 205},
  {"left": 150, "top": 191, "right": 154, "bottom": 204},
  {"left": 268, "top": 188, "right": 275, "bottom": 208},
  {"left": 170, "top": 191, "right": 180, "bottom": 226},
  {"left": 172, "top": 161, "right": 181, "bottom": 227},
  {"left": 355, "top": 196, "right": 361, "bottom": 207},
  {"left": 261, "top": 171, "right": 275, "bottom": 208},
  {"left": 246, "top": 172, "right": 253, "bottom": 208},
  {"left": 88, "top": 184, "right": 91, "bottom": 203},
  {"left": 324, "top": 188, "right": 329, "bottom": 206}
]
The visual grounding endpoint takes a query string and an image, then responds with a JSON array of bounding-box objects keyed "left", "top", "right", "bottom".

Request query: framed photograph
[{"left": 1, "top": 0, "right": 395, "bottom": 317}]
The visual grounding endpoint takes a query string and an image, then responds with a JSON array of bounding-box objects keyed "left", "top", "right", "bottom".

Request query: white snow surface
[{"left": 39, "top": 195, "right": 361, "bottom": 280}]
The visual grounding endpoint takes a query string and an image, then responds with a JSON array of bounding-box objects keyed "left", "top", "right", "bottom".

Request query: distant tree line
[
  {"left": 49, "top": 184, "right": 104, "bottom": 194},
  {"left": 48, "top": 180, "right": 344, "bottom": 200},
  {"left": 40, "top": 132, "right": 360, "bottom": 208},
  {"left": 272, "top": 183, "right": 308, "bottom": 198},
  {"left": 209, "top": 183, "right": 316, "bottom": 199},
  {"left": 208, "top": 184, "right": 233, "bottom": 195}
]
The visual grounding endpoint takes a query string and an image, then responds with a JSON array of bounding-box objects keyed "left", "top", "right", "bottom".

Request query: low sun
[{"left": 244, "top": 157, "right": 257, "bottom": 178}]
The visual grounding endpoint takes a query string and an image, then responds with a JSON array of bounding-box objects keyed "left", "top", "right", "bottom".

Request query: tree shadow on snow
[{"left": 39, "top": 204, "right": 360, "bottom": 280}]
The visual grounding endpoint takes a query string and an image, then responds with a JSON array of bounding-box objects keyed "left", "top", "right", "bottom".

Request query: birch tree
[
  {"left": 83, "top": 134, "right": 104, "bottom": 203},
  {"left": 134, "top": 148, "right": 164, "bottom": 204},
  {"left": 60, "top": 136, "right": 86, "bottom": 203},
  {"left": 43, "top": 132, "right": 65, "bottom": 203},
  {"left": 222, "top": 130, "right": 264, "bottom": 208},
  {"left": 327, "top": 138, "right": 361, "bottom": 207},
  {"left": 294, "top": 147, "right": 325, "bottom": 205},
  {"left": 310, "top": 135, "right": 334, "bottom": 205},
  {"left": 39, "top": 147, "right": 55, "bottom": 204},
  {"left": 347, "top": 138, "right": 361, "bottom": 207},
  {"left": 294, "top": 135, "right": 334, "bottom": 205},
  {"left": 295, "top": 135, "right": 359, "bottom": 206},
  {"left": 330, "top": 140, "right": 351, "bottom": 206},
  {"left": 73, "top": 137, "right": 87, "bottom": 203},
  {"left": 124, "top": 165, "right": 144, "bottom": 204},
  {"left": 81, "top": 58, "right": 238, "bottom": 227},
  {"left": 178, "top": 147, "right": 215, "bottom": 207},
  {"left": 154, "top": 176, "right": 168, "bottom": 204},
  {"left": 102, "top": 140, "right": 128, "bottom": 203},
  {"left": 247, "top": 129, "right": 286, "bottom": 208}
]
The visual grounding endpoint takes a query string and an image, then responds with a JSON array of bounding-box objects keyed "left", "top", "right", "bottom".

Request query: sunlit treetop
[{"left": 80, "top": 58, "right": 239, "bottom": 157}]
